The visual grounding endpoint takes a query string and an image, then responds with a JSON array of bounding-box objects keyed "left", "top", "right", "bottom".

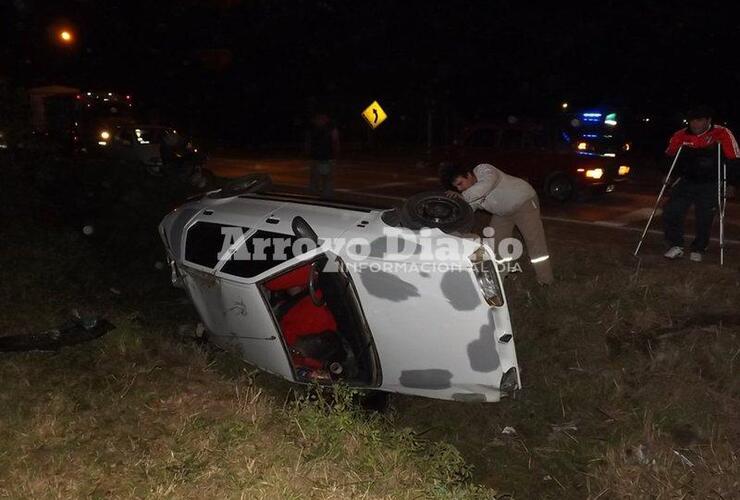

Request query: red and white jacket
[{"left": 666, "top": 124, "right": 740, "bottom": 159}]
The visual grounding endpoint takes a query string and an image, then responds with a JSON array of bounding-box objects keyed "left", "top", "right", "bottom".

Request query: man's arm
[
  {"left": 665, "top": 129, "right": 689, "bottom": 156},
  {"left": 461, "top": 164, "right": 500, "bottom": 209},
  {"left": 715, "top": 126, "right": 740, "bottom": 160}
]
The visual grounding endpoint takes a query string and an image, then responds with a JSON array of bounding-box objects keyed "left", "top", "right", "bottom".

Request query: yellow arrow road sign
[{"left": 362, "top": 100, "right": 387, "bottom": 129}]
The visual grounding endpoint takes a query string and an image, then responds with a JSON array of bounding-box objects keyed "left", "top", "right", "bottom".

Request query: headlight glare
[{"left": 585, "top": 168, "right": 604, "bottom": 179}]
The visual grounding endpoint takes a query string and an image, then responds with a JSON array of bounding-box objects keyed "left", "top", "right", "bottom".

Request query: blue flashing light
[
  {"left": 576, "top": 151, "right": 599, "bottom": 157},
  {"left": 561, "top": 131, "right": 571, "bottom": 143},
  {"left": 581, "top": 114, "right": 602, "bottom": 123},
  {"left": 582, "top": 133, "right": 599, "bottom": 138}
]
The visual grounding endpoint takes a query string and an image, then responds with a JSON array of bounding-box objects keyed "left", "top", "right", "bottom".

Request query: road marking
[
  {"left": 207, "top": 164, "right": 739, "bottom": 245},
  {"left": 363, "top": 181, "right": 418, "bottom": 190},
  {"left": 327, "top": 193, "right": 739, "bottom": 245},
  {"left": 541, "top": 216, "right": 740, "bottom": 245},
  {"left": 354, "top": 178, "right": 437, "bottom": 190},
  {"left": 593, "top": 207, "right": 662, "bottom": 227}
]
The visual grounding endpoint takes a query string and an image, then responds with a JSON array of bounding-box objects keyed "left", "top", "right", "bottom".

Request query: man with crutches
[{"left": 659, "top": 106, "right": 738, "bottom": 263}]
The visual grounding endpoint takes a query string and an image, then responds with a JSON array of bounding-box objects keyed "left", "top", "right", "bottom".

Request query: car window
[
  {"left": 555, "top": 129, "right": 573, "bottom": 152},
  {"left": 221, "top": 230, "right": 308, "bottom": 278},
  {"left": 185, "top": 221, "right": 249, "bottom": 269},
  {"left": 134, "top": 128, "right": 159, "bottom": 144},
  {"left": 466, "top": 129, "right": 499, "bottom": 148},
  {"left": 499, "top": 129, "right": 523, "bottom": 150}
]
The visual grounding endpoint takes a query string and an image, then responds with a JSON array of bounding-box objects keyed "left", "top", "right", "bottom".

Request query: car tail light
[
  {"left": 469, "top": 247, "right": 504, "bottom": 307},
  {"left": 500, "top": 367, "right": 519, "bottom": 392}
]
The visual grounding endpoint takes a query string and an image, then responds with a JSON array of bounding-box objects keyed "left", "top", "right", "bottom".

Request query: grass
[
  {"left": 0, "top": 321, "right": 493, "bottom": 498},
  {"left": 0, "top": 158, "right": 493, "bottom": 499},
  {"left": 392, "top": 220, "right": 740, "bottom": 498},
  {"left": 1, "top": 156, "right": 738, "bottom": 498}
]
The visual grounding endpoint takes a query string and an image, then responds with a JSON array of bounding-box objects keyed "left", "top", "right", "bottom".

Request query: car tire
[
  {"left": 207, "top": 173, "right": 272, "bottom": 199},
  {"left": 400, "top": 191, "right": 474, "bottom": 233},
  {"left": 545, "top": 173, "right": 575, "bottom": 202}
]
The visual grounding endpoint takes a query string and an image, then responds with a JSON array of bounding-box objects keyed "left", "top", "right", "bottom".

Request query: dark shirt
[
  {"left": 308, "top": 124, "right": 336, "bottom": 161},
  {"left": 676, "top": 146, "right": 719, "bottom": 183}
]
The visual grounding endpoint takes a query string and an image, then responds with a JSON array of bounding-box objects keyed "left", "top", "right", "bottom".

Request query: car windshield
[
  {"left": 563, "top": 112, "right": 627, "bottom": 152},
  {"left": 572, "top": 130, "right": 626, "bottom": 153}
]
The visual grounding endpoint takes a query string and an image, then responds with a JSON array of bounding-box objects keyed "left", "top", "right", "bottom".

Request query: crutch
[
  {"left": 717, "top": 143, "right": 727, "bottom": 266},
  {"left": 634, "top": 145, "right": 684, "bottom": 257}
]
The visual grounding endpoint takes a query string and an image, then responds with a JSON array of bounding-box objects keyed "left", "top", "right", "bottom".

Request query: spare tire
[
  {"left": 400, "top": 191, "right": 474, "bottom": 233},
  {"left": 207, "top": 173, "right": 272, "bottom": 199}
]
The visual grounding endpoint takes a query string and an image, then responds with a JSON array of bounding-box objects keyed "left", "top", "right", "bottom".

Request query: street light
[
  {"left": 561, "top": 102, "right": 569, "bottom": 110},
  {"left": 57, "top": 28, "right": 75, "bottom": 45}
]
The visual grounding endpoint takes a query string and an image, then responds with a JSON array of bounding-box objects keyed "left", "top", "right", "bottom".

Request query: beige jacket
[{"left": 461, "top": 164, "right": 536, "bottom": 216}]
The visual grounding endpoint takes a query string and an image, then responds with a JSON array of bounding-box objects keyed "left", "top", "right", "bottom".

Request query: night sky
[{"left": 3, "top": 1, "right": 739, "bottom": 145}]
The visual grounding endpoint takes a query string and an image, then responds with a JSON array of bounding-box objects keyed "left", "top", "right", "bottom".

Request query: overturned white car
[{"left": 159, "top": 175, "right": 520, "bottom": 402}]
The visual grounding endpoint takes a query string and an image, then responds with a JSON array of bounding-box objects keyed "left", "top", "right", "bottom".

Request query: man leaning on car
[{"left": 441, "top": 163, "right": 554, "bottom": 285}]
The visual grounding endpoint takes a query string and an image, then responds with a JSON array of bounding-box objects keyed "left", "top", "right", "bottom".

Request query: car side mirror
[{"left": 292, "top": 216, "right": 318, "bottom": 243}]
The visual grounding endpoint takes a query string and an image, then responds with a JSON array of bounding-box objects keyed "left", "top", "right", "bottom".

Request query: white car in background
[
  {"left": 159, "top": 175, "right": 520, "bottom": 402},
  {"left": 100, "top": 124, "right": 176, "bottom": 167},
  {"left": 99, "top": 124, "right": 211, "bottom": 186}
]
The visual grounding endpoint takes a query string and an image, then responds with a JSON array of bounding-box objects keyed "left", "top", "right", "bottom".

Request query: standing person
[
  {"left": 440, "top": 163, "right": 554, "bottom": 285},
  {"left": 663, "top": 106, "right": 739, "bottom": 261},
  {"left": 306, "top": 112, "right": 340, "bottom": 198}
]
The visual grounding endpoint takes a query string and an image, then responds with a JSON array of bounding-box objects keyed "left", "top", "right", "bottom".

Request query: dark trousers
[
  {"left": 663, "top": 180, "right": 717, "bottom": 252},
  {"left": 309, "top": 160, "right": 334, "bottom": 198}
]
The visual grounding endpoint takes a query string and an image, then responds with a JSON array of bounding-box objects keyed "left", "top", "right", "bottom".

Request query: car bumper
[{"left": 577, "top": 175, "right": 628, "bottom": 195}]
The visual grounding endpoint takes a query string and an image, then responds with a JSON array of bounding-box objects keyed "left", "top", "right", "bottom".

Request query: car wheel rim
[
  {"left": 414, "top": 197, "right": 460, "bottom": 224},
  {"left": 549, "top": 178, "right": 572, "bottom": 199}
]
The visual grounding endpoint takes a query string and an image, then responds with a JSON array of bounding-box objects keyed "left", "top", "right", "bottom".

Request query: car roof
[{"left": 238, "top": 190, "right": 389, "bottom": 212}]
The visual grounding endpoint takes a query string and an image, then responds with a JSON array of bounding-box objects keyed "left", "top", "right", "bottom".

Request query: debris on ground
[
  {"left": 627, "top": 444, "right": 654, "bottom": 465},
  {"left": 672, "top": 449, "right": 694, "bottom": 467},
  {"left": 0, "top": 316, "right": 115, "bottom": 352}
]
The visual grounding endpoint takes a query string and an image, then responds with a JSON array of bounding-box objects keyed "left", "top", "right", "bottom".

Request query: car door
[
  {"left": 340, "top": 226, "right": 520, "bottom": 402},
  {"left": 179, "top": 220, "right": 299, "bottom": 380}
]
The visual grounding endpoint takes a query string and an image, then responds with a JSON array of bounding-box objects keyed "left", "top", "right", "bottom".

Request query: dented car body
[{"left": 159, "top": 185, "right": 520, "bottom": 402}]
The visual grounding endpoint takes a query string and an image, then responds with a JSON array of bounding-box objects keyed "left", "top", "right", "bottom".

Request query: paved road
[{"left": 208, "top": 155, "right": 740, "bottom": 250}]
